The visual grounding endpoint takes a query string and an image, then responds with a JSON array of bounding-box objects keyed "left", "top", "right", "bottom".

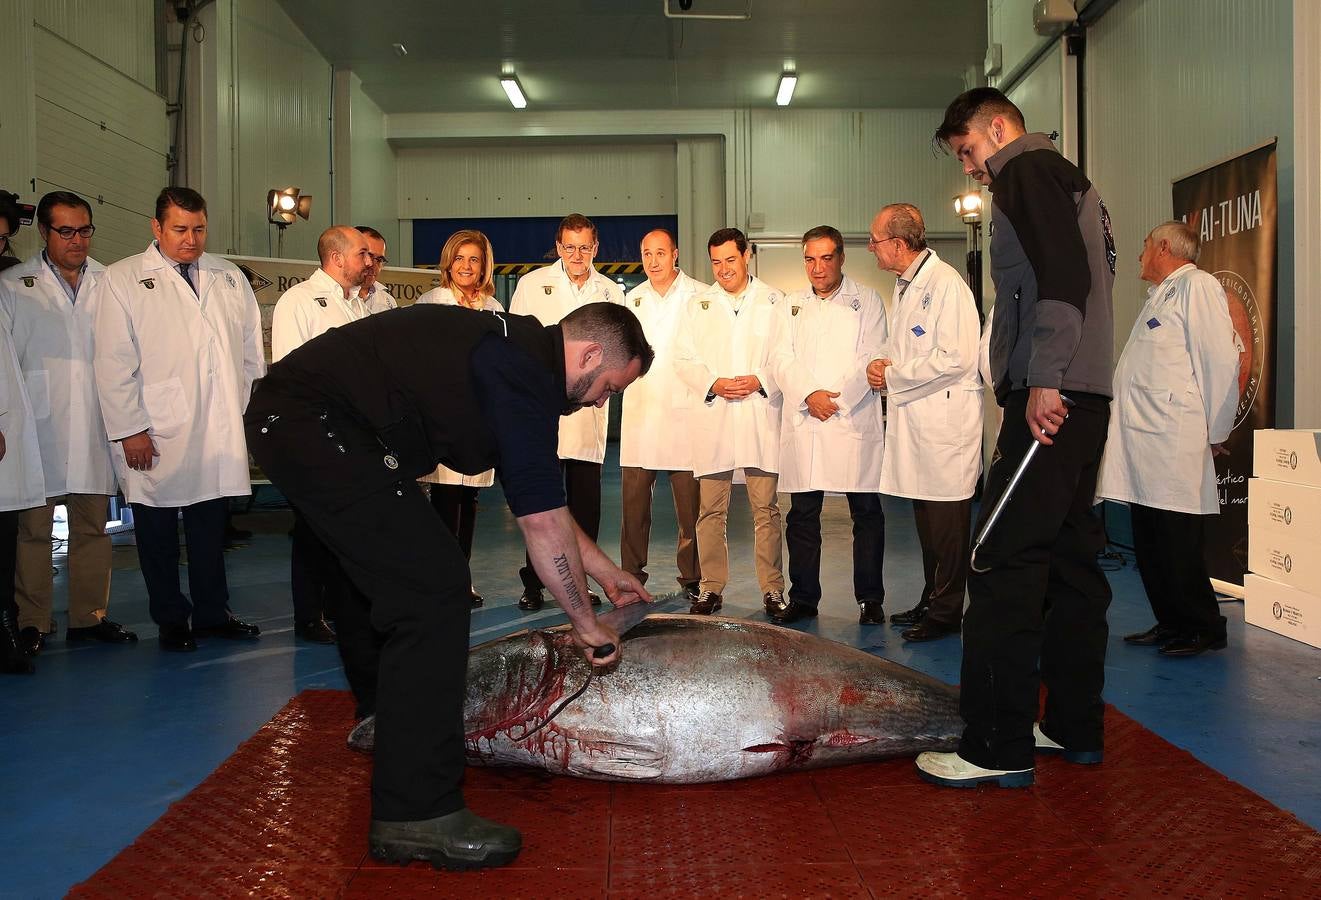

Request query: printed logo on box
[
  {"left": 1291, "top": 451, "right": 1299, "bottom": 470},
  {"left": 1284, "top": 507, "right": 1293, "bottom": 525},
  {"left": 1273, "top": 601, "right": 1283, "bottom": 620}
]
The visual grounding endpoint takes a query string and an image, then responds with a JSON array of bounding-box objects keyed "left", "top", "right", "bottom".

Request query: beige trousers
[
  {"left": 696, "top": 469, "right": 784, "bottom": 595},
  {"left": 16, "top": 494, "right": 112, "bottom": 631}
]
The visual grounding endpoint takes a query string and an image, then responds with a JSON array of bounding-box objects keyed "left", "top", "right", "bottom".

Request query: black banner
[{"left": 1172, "top": 140, "right": 1278, "bottom": 587}]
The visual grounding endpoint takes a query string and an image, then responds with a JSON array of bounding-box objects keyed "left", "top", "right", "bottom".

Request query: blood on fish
[{"left": 837, "top": 685, "right": 866, "bottom": 706}]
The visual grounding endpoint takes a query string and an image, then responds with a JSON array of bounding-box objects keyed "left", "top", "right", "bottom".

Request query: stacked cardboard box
[{"left": 1245, "top": 429, "right": 1321, "bottom": 649}]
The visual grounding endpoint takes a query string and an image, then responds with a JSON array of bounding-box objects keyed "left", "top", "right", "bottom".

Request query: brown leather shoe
[{"left": 690, "top": 591, "right": 722, "bottom": 615}]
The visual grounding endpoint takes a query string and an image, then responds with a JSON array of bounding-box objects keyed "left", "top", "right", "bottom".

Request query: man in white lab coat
[
  {"left": 271, "top": 225, "right": 378, "bottom": 644},
  {"left": 1, "top": 192, "right": 132, "bottom": 656},
  {"left": 774, "top": 225, "right": 889, "bottom": 625},
  {"left": 355, "top": 225, "right": 397, "bottom": 314},
  {"left": 674, "top": 227, "right": 789, "bottom": 616},
  {"left": 867, "top": 203, "right": 983, "bottom": 643},
  {"left": 1097, "top": 221, "right": 1241, "bottom": 657},
  {"left": 92, "top": 187, "right": 266, "bottom": 652},
  {"left": 619, "top": 229, "right": 707, "bottom": 602},
  {"left": 509, "top": 213, "right": 623, "bottom": 610}
]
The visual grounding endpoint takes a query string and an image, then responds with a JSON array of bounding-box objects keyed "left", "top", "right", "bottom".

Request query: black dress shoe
[
  {"left": 66, "top": 619, "right": 139, "bottom": 644},
  {"left": 518, "top": 589, "right": 544, "bottom": 611},
  {"left": 470, "top": 589, "right": 484, "bottom": 609},
  {"left": 296, "top": 619, "right": 336, "bottom": 644},
  {"left": 1159, "top": 633, "right": 1228, "bottom": 657},
  {"left": 682, "top": 581, "right": 701, "bottom": 603},
  {"left": 889, "top": 604, "right": 929, "bottom": 627},
  {"left": 772, "top": 600, "right": 819, "bottom": 624},
  {"left": 589, "top": 591, "right": 602, "bottom": 607},
  {"left": 1124, "top": 623, "right": 1182, "bottom": 646},
  {"left": 193, "top": 617, "right": 261, "bottom": 639},
  {"left": 158, "top": 624, "right": 197, "bottom": 652},
  {"left": 18, "top": 626, "right": 44, "bottom": 656},
  {"left": 902, "top": 619, "right": 961, "bottom": 642},
  {"left": 1, "top": 610, "right": 35, "bottom": 674},
  {"left": 858, "top": 601, "right": 886, "bottom": 625},
  {"left": 690, "top": 591, "right": 722, "bottom": 615}
]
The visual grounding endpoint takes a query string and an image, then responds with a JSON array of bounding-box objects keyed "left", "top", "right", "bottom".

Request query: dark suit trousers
[
  {"left": 131, "top": 498, "right": 233, "bottom": 629},
  {"left": 912, "top": 498, "right": 972, "bottom": 626},
  {"left": 785, "top": 490, "right": 886, "bottom": 608},
  {"left": 1129, "top": 503, "right": 1226, "bottom": 640}
]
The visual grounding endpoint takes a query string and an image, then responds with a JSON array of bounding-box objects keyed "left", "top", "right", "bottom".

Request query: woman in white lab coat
[
  {"left": 0, "top": 322, "right": 45, "bottom": 673},
  {"left": 416, "top": 230, "right": 502, "bottom": 607}
]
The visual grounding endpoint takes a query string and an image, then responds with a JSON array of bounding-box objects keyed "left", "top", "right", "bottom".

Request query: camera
[{"left": 0, "top": 190, "right": 36, "bottom": 233}]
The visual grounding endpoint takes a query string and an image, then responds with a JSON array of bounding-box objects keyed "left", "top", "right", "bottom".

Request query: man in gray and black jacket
[{"left": 916, "top": 88, "right": 1116, "bottom": 789}]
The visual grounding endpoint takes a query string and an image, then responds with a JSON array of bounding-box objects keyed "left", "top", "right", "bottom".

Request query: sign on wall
[{"left": 1171, "top": 139, "right": 1278, "bottom": 590}]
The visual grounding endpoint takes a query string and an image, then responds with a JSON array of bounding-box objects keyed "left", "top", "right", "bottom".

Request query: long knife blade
[{"left": 590, "top": 591, "right": 682, "bottom": 658}]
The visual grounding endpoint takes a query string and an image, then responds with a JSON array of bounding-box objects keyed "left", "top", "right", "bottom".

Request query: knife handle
[{"left": 592, "top": 643, "right": 616, "bottom": 660}]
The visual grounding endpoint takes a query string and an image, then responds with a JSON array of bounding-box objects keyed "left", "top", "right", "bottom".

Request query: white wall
[
  {"left": 346, "top": 72, "right": 398, "bottom": 252},
  {"left": 1085, "top": 0, "right": 1294, "bottom": 421},
  {"left": 36, "top": 0, "right": 157, "bottom": 91},
  {"left": 0, "top": 0, "right": 39, "bottom": 261}
]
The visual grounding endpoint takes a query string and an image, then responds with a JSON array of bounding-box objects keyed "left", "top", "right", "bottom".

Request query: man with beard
[{"left": 245, "top": 300, "right": 653, "bottom": 869}]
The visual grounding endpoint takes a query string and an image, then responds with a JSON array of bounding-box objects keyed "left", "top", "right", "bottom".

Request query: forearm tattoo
[{"left": 552, "top": 553, "right": 585, "bottom": 612}]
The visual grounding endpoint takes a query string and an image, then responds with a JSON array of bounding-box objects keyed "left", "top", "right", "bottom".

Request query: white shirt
[
  {"left": 619, "top": 269, "right": 709, "bottom": 471},
  {"left": 271, "top": 268, "right": 372, "bottom": 363}
]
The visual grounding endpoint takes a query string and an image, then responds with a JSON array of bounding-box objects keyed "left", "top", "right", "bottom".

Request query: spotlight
[
  {"left": 776, "top": 71, "right": 797, "bottom": 107},
  {"left": 953, "top": 191, "right": 982, "bottom": 223},
  {"left": 268, "top": 187, "right": 312, "bottom": 226},
  {"left": 500, "top": 75, "right": 527, "bottom": 109}
]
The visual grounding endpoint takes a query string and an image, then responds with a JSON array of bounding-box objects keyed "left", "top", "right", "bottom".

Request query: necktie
[
  {"left": 896, "top": 277, "right": 911, "bottom": 300},
  {"left": 178, "top": 263, "right": 196, "bottom": 295}
]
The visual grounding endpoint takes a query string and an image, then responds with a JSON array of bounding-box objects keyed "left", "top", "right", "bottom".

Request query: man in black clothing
[
  {"left": 245, "top": 301, "right": 653, "bottom": 868},
  {"left": 916, "top": 88, "right": 1116, "bottom": 789}
]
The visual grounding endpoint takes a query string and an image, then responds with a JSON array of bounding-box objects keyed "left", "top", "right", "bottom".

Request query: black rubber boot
[{"left": 369, "top": 808, "right": 522, "bottom": 870}]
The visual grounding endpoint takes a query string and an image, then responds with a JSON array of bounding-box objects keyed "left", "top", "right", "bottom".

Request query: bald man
[{"left": 271, "top": 225, "right": 379, "bottom": 644}]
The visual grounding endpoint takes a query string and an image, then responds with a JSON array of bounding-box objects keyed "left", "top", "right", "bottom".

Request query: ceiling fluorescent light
[
  {"left": 776, "top": 72, "right": 797, "bottom": 107},
  {"left": 500, "top": 75, "right": 527, "bottom": 109}
]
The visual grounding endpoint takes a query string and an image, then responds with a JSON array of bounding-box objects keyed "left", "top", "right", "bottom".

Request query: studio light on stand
[
  {"left": 267, "top": 187, "right": 312, "bottom": 258},
  {"left": 954, "top": 190, "right": 984, "bottom": 317}
]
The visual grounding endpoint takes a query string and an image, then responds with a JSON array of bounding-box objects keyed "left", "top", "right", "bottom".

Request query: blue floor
[{"left": 3, "top": 448, "right": 1319, "bottom": 898}]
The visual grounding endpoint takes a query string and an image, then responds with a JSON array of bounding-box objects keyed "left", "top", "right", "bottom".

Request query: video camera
[{"left": 0, "top": 190, "right": 35, "bottom": 233}]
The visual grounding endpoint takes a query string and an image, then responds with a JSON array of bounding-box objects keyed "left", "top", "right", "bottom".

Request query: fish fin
[{"left": 566, "top": 740, "right": 666, "bottom": 781}]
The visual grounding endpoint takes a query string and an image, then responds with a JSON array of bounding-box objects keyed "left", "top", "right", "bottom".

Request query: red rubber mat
[{"left": 70, "top": 690, "right": 1321, "bottom": 898}]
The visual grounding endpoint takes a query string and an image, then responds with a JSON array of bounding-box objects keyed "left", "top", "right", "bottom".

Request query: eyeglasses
[
  {"left": 48, "top": 225, "right": 96, "bottom": 240},
  {"left": 867, "top": 235, "right": 899, "bottom": 249},
  {"left": 369, "top": 254, "right": 387, "bottom": 266},
  {"left": 559, "top": 243, "right": 595, "bottom": 257}
]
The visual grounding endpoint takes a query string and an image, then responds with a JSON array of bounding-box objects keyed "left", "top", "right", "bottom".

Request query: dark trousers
[
  {"left": 291, "top": 507, "right": 347, "bottom": 623},
  {"left": 619, "top": 466, "right": 701, "bottom": 588},
  {"left": 430, "top": 485, "right": 480, "bottom": 561},
  {"left": 1129, "top": 503, "right": 1226, "bottom": 640},
  {"left": 247, "top": 407, "right": 471, "bottom": 822},
  {"left": 912, "top": 498, "right": 972, "bottom": 627},
  {"left": 131, "top": 499, "right": 232, "bottom": 629},
  {"left": 785, "top": 491, "right": 885, "bottom": 608},
  {"left": 959, "top": 391, "right": 1112, "bottom": 771},
  {"left": 1, "top": 509, "right": 18, "bottom": 623},
  {"left": 520, "top": 459, "right": 600, "bottom": 593}
]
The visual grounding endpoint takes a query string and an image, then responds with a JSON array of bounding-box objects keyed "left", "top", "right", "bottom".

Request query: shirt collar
[
  {"left": 154, "top": 241, "right": 198, "bottom": 272},
  {"left": 41, "top": 250, "right": 87, "bottom": 296}
]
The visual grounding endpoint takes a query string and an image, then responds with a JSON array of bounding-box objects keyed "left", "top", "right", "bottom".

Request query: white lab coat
[
  {"left": 0, "top": 255, "right": 116, "bottom": 496},
  {"left": 271, "top": 267, "right": 373, "bottom": 363},
  {"left": 0, "top": 324, "right": 46, "bottom": 512},
  {"left": 673, "top": 276, "right": 790, "bottom": 478},
  {"left": 775, "top": 276, "right": 888, "bottom": 493},
  {"left": 92, "top": 243, "right": 265, "bottom": 507},
  {"left": 362, "top": 281, "right": 396, "bottom": 315},
  {"left": 414, "top": 286, "right": 502, "bottom": 488},
  {"left": 619, "top": 270, "right": 709, "bottom": 472},
  {"left": 510, "top": 260, "right": 623, "bottom": 463},
  {"left": 878, "top": 251, "right": 983, "bottom": 501},
  {"left": 1097, "top": 263, "right": 1241, "bottom": 515}
]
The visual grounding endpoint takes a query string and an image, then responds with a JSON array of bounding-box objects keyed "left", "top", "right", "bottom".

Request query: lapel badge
[
  {"left": 791, "top": 305, "right": 801, "bottom": 317},
  {"left": 543, "top": 285, "right": 553, "bottom": 295},
  {"left": 21, "top": 276, "right": 34, "bottom": 287},
  {"left": 700, "top": 300, "right": 710, "bottom": 310},
  {"left": 1164, "top": 286, "right": 1176, "bottom": 302},
  {"left": 383, "top": 454, "right": 399, "bottom": 470},
  {"left": 140, "top": 278, "right": 155, "bottom": 290},
  {"left": 315, "top": 297, "right": 327, "bottom": 308},
  {"left": 921, "top": 294, "right": 932, "bottom": 310},
  {"left": 851, "top": 299, "right": 861, "bottom": 312},
  {"left": 224, "top": 273, "right": 237, "bottom": 288},
  {"left": 634, "top": 298, "right": 641, "bottom": 307}
]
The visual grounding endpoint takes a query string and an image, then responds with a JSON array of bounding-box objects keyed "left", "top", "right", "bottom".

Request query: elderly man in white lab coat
[
  {"left": 355, "top": 225, "right": 397, "bottom": 314},
  {"left": 509, "top": 213, "right": 623, "bottom": 610},
  {"left": 867, "top": 203, "right": 983, "bottom": 643},
  {"left": 271, "top": 225, "right": 379, "bottom": 644},
  {"left": 619, "top": 228, "right": 708, "bottom": 602},
  {"left": 1, "top": 192, "right": 131, "bottom": 657},
  {"left": 774, "top": 225, "right": 889, "bottom": 625},
  {"left": 1097, "top": 221, "right": 1240, "bottom": 658},
  {"left": 674, "top": 227, "right": 790, "bottom": 616},
  {"left": 0, "top": 311, "right": 45, "bottom": 674},
  {"left": 92, "top": 187, "right": 265, "bottom": 652}
]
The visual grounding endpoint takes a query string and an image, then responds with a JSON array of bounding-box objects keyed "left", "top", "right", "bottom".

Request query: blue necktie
[{"left": 178, "top": 263, "right": 196, "bottom": 295}]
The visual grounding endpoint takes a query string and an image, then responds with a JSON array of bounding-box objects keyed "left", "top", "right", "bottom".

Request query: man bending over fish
[{"left": 245, "top": 301, "right": 654, "bottom": 870}]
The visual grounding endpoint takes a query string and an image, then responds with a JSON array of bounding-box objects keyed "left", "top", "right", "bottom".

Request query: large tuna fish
[{"left": 463, "top": 614, "right": 961, "bottom": 783}]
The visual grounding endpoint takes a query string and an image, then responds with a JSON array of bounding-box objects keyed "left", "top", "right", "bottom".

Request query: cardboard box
[
  {"left": 1253, "top": 429, "right": 1321, "bottom": 487},
  {"left": 1244, "top": 573, "right": 1321, "bottom": 650},
  {"left": 1249, "top": 527, "right": 1321, "bottom": 596},
  {"left": 1248, "top": 478, "right": 1321, "bottom": 541}
]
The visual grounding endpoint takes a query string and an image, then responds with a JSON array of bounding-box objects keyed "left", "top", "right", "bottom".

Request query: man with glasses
[
  {"left": 0, "top": 191, "right": 132, "bottom": 656},
  {"left": 509, "top": 213, "right": 624, "bottom": 610},
  {"left": 355, "top": 225, "right": 397, "bottom": 314},
  {"left": 271, "top": 225, "right": 380, "bottom": 643},
  {"left": 92, "top": 186, "right": 266, "bottom": 653}
]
